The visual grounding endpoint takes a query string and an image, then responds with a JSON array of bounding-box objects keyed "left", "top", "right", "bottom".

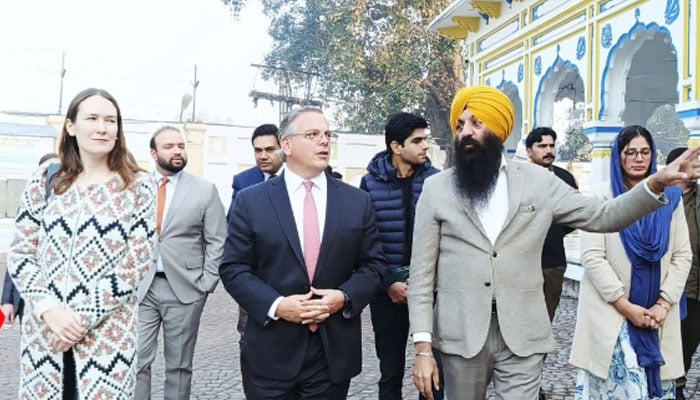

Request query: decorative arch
[
  {"left": 497, "top": 79, "right": 523, "bottom": 157},
  {"left": 533, "top": 56, "right": 583, "bottom": 128},
  {"left": 598, "top": 22, "right": 677, "bottom": 121}
]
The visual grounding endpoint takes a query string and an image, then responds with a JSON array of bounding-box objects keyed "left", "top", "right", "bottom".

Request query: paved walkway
[{"left": 2, "top": 287, "right": 700, "bottom": 399}]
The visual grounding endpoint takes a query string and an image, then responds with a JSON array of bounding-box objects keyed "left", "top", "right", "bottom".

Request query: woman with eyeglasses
[{"left": 569, "top": 125, "right": 691, "bottom": 399}]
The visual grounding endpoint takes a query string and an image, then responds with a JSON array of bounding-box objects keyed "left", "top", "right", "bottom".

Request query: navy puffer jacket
[{"left": 360, "top": 150, "right": 439, "bottom": 289}]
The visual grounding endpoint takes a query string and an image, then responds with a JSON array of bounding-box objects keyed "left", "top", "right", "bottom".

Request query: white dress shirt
[
  {"left": 475, "top": 155, "right": 509, "bottom": 246},
  {"left": 268, "top": 169, "right": 328, "bottom": 319},
  {"left": 154, "top": 170, "right": 182, "bottom": 273},
  {"left": 264, "top": 165, "right": 285, "bottom": 181}
]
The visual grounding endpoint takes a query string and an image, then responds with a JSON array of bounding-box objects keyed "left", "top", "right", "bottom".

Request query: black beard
[
  {"left": 453, "top": 134, "right": 504, "bottom": 207},
  {"left": 157, "top": 155, "right": 187, "bottom": 173}
]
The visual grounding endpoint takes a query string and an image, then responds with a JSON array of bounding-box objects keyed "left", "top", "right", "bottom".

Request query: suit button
[
  {"left": 484, "top": 282, "right": 491, "bottom": 287},
  {"left": 302, "top": 285, "right": 310, "bottom": 292},
  {"left": 492, "top": 251, "right": 497, "bottom": 257}
]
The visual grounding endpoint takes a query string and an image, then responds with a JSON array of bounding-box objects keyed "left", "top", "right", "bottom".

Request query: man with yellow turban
[{"left": 407, "top": 85, "right": 700, "bottom": 400}]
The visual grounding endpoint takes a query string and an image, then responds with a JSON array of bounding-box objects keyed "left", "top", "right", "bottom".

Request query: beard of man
[
  {"left": 453, "top": 132, "right": 504, "bottom": 207},
  {"left": 157, "top": 153, "right": 188, "bottom": 174}
]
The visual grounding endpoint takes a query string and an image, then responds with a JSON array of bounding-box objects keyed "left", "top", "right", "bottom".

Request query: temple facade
[{"left": 430, "top": 0, "right": 698, "bottom": 183}]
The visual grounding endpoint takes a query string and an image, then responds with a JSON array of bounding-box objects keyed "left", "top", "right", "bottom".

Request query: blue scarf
[{"left": 610, "top": 136, "right": 681, "bottom": 397}]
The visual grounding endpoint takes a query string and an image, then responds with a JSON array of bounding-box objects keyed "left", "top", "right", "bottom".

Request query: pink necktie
[
  {"left": 303, "top": 181, "right": 320, "bottom": 282},
  {"left": 303, "top": 181, "right": 321, "bottom": 332}
]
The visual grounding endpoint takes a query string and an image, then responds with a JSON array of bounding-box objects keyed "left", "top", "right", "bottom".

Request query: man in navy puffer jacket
[{"left": 360, "top": 112, "right": 442, "bottom": 400}]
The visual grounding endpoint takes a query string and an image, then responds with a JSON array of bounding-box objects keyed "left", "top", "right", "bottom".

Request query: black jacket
[
  {"left": 2, "top": 269, "right": 23, "bottom": 318},
  {"left": 541, "top": 165, "right": 578, "bottom": 268}
]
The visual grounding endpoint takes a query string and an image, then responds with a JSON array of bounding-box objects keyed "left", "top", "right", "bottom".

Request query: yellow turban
[{"left": 450, "top": 86, "right": 515, "bottom": 142}]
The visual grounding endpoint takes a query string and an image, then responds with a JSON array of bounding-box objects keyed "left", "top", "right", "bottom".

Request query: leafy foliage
[
  {"left": 644, "top": 104, "right": 689, "bottom": 160},
  {"left": 224, "top": 0, "right": 248, "bottom": 19},
  {"left": 558, "top": 124, "right": 592, "bottom": 162},
  {"left": 223, "top": 0, "right": 464, "bottom": 142}
]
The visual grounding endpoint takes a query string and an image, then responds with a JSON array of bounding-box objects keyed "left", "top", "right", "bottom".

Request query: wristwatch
[{"left": 341, "top": 290, "right": 353, "bottom": 319}]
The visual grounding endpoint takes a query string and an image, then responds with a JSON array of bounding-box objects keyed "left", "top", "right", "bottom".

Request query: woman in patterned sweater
[{"left": 8, "top": 88, "right": 156, "bottom": 399}]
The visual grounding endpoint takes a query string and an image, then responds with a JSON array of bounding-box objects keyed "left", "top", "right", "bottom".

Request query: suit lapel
[
  {"left": 450, "top": 173, "right": 490, "bottom": 243},
  {"left": 162, "top": 172, "right": 191, "bottom": 233},
  {"left": 314, "top": 175, "right": 340, "bottom": 281},
  {"left": 501, "top": 159, "right": 524, "bottom": 232},
  {"left": 269, "top": 174, "right": 306, "bottom": 269}
]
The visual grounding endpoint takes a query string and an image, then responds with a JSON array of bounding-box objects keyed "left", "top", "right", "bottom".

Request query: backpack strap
[{"left": 45, "top": 163, "right": 60, "bottom": 200}]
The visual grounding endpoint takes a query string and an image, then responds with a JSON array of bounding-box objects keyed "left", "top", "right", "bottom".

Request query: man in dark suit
[
  {"left": 220, "top": 107, "right": 386, "bottom": 399},
  {"left": 668, "top": 147, "right": 700, "bottom": 400},
  {"left": 227, "top": 123, "right": 283, "bottom": 221},
  {"left": 227, "top": 123, "right": 283, "bottom": 399},
  {"left": 525, "top": 127, "right": 578, "bottom": 400},
  {"left": 525, "top": 127, "right": 578, "bottom": 322}
]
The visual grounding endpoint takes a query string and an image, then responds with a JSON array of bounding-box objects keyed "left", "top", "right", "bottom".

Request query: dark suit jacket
[
  {"left": 541, "top": 165, "right": 579, "bottom": 268},
  {"left": 227, "top": 166, "right": 265, "bottom": 221},
  {"left": 2, "top": 266, "right": 23, "bottom": 318},
  {"left": 220, "top": 171, "right": 386, "bottom": 383}
]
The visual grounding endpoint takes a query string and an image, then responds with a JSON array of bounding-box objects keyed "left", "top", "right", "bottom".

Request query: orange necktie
[{"left": 157, "top": 177, "right": 169, "bottom": 234}]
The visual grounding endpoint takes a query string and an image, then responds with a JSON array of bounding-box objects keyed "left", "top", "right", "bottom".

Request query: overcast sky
[{"left": 0, "top": 0, "right": 279, "bottom": 126}]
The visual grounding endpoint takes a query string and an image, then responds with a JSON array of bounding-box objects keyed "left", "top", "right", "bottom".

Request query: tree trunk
[{"left": 424, "top": 49, "right": 464, "bottom": 168}]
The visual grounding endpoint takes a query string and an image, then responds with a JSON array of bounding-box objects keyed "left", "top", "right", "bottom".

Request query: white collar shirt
[
  {"left": 264, "top": 165, "right": 285, "bottom": 181},
  {"left": 474, "top": 155, "right": 509, "bottom": 246},
  {"left": 284, "top": 169, "right": 327, "bottom": 252}
]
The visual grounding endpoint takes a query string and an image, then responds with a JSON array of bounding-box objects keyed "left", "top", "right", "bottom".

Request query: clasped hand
[
  {"left": 42, "top": 307, "right": 87, "bottom": 353},
  {"left": 624, "top": 302, "right": 669, "bottom": 330},
  {"left": 276, "top": 287, "right": 345, "bottom": 325},
  {"left": 387, "top": 282, "right": 408, "bottom": 305}
]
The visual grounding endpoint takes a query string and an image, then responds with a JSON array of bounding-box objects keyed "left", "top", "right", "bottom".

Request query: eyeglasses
[
  {"left": 288, "top": 131, "right": 338, "bottom": 143},
  {"left": 623, "top": 149, "right": 652, "bottom": 159}
]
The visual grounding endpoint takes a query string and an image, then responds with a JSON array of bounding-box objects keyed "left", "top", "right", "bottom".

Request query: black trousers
[
  {"left": 240, "top": 336, "right": 254, "bottom": 399},
  {"left": 370, "top": 294, "right": 444, "bottom": 400},
  {"left": 542, "top": 266, "right": 566, "bottom": 322},
  {"left": 63, "top": 349, "right": 78, "bottom": 400},
  {"left": 678, "top": 298, "right": 700, "bottom": 388},
  {"left": 247, "top": 332, "right": 350, "bottom": 400}
]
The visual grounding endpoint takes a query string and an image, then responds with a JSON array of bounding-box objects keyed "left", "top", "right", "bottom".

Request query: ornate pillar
[
  {"left": 183, "top": 122, "right": 206, "bottom": 177},
  {"left": 677, "top": 102, "right": 700, "bottom": 147},
  {"left": 47, "top": 115, "right": 65, "bottom": 152},
  {"left": 583, "top": 122, "right": 622, "bottom": 187}
]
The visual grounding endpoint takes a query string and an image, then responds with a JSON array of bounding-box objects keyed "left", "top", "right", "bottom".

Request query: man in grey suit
[
  {"left": 136, "top": 126, "right": 227, "bottom": 400},
  {"left": 408, "top": 86, "right": 700, "bottom": 400}
]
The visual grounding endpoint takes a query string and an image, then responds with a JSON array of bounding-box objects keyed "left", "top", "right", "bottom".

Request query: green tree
[
  {"left": 223, "top": 0, "right": 464, "bottom": 146},
  {"left": 558, "top": 124, "right": 592, "bottom": 162},
  {"left": 644, "top": 104, "right": 689, "bottom": 160}
]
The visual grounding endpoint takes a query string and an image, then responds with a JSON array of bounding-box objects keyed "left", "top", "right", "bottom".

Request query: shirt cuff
[
  {"left": 412, "top": 332, "right": 432, "bottom": 343},
  {"left": 642, "top": 178, "right": 667, "bottom": 200},
  {"left": 267, "top": 296, "right": 283, "bottom": 320}
]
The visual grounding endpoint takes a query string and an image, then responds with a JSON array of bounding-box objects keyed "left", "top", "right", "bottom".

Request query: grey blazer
[
  {"left": 407, "top": 160, "right": 666, "bottom": 359},
  {"left": 138, "top": 172, "right": 227, "bottom": 304}
]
